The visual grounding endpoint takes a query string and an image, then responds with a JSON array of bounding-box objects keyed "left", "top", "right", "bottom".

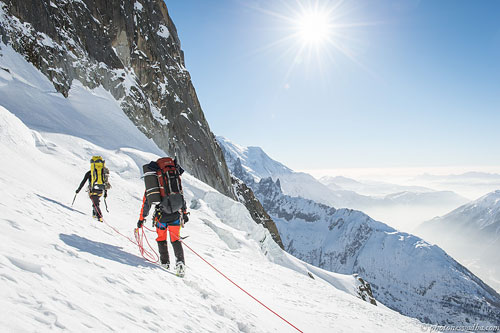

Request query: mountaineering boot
[
  {"left": 98, "top": 217, "right": 103, "bottom": 223},
  {"left": 175, "top": 261, "right": 185, "bottom": 277},
  {"left": 161, "top": 263, "right": 170, "bottom": 270}
]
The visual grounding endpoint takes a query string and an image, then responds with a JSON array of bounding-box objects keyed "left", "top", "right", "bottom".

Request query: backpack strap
[{"left": 160, "top": 169, "right": 172, "bottom": 195}]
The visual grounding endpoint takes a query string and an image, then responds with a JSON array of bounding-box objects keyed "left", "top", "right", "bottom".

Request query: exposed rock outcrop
[{"left": 231, "top": 175, "right": 283, "bottom": 249}]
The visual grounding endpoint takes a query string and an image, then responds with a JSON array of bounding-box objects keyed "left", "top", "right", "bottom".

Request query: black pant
[
  {"left": 157, "top": 240, "right": 184, "bottom": 265},
  {"left": 90, "top": 195, "right": 102, "bottom": 217}
]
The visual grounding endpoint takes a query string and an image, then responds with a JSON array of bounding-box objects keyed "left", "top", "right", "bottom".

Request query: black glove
[
  {"left": 183, "top": 212, "right": 189, "bottom": 223},
  {"left": 104, "top": 191, "right": 107, "bottom": 198},
  {"left": 137, "top": 220, "right": 144, "bottom": 228}
]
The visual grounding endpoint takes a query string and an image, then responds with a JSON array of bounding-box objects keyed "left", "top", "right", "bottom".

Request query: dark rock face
[
  {"left": 0, "top": 0, "right": 235, "bottom": 198},
  {"left": 231, "top": 176, "right": 284, "bottom": 249},
  {"left": 217, "top": 149, "right": 284, "bottom": 248},
  {"left": 356, "top": 276, "right": 377, "bottom": 306}
]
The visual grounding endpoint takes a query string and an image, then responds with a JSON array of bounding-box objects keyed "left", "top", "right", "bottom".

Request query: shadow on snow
[
  {"left": 59, "top": 233, "right": 157, "bottom": 269},
  {"left": 36, "top": 194, "right": 86, "bottom": 215}
]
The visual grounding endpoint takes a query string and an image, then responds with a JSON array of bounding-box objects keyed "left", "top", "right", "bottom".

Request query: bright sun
[
  {"left": 246, "top": 0, "right": 366, "bottom": 76},
  {"left": 297, "top": 10, "right": 331, "bottom": 45}
]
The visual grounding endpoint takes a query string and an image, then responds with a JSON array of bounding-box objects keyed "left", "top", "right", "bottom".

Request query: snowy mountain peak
[
  {"left": 217, "top": 136, "right": 292, "bottom": 182},
  {"left": 431, "top": 189, "right": 500, "bottom": 230}
]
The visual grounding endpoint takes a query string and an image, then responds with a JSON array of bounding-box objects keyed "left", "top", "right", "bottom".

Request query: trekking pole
[
  {"left": 71, "top": 193, "right": 77, "bottom": 207},
  {"left": 104, "top": 197, "right": 109, "bottom": 213}
]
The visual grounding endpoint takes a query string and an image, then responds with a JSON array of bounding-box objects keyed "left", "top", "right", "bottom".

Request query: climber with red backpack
[
  {"left": 75, "top": 156, "right": 111, "bottom": 222},
  {"left": 137, "top": 157, "right": 189, "bottom": 277}
]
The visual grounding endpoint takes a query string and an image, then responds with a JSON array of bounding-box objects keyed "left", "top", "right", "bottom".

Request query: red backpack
[{"left": 143, "top": 157, "right": 184, "bottom": 214}]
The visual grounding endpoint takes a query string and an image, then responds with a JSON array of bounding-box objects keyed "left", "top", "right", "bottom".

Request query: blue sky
[{"left": 166, "top": 0, "right": 500, "bottom": 171}]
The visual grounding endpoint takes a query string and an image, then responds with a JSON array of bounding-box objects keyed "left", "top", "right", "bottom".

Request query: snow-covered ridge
[
  {"left": 416, "top": 190, "right": 500, "bottom": 292},
  {"left": 217, "top": 137, "right": 466, "bottom": 208},
  {"left": 0, "top": 105, "right": 423, "bottom": 332},
  {"left": 432, "top": 190, "right": 500, "bottom": 230}
]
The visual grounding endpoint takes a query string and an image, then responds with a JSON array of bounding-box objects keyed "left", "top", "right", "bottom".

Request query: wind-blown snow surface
[
  {"left": 0, "top": 47, "right": 424, "bottom": 331},
  {"left": 0, "top": 107, "right": 425, "bottom": 333}
]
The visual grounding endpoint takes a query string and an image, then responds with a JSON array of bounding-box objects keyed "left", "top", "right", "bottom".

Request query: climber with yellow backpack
[{"left": 75, "top": 156, "right": 111, "bottom": 222}]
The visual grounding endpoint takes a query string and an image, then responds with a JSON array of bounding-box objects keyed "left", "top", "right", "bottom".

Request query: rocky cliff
[
  {"left": 0, "top": 0, "right": 234, "bottom": 198},
  {"left": 231, "top": 175, "right": 284, "bottom": 249}
]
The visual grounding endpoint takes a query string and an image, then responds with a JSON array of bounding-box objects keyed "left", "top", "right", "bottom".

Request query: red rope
[
  {"left": 88, "top": 194, "right": 158, "bottom": 263},
  {"left": 134, "top": 226, "right": 159, "bottom": 263},
  {"left": 143, "top": 225, "right": 157, "bottom": 233},
  {"left": 180, "top": 240, "right": 304, "bottom": 333}
]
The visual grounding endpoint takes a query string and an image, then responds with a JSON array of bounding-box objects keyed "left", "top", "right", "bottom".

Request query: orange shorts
[{"left": 156, "top": 225, "right": 181, "bottom": 242}]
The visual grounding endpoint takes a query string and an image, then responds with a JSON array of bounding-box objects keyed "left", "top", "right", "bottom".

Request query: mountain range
[
  {"left": 218, "top": 136, "right": 500, "bottom": 325},
  {"left": 218, "top": 136, "right": 469, "bottom": 232}
]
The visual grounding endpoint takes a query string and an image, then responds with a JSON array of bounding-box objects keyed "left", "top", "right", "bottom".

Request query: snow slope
[
  {"left": 0, "top": 42, "right": 423, "bottom": 331},
  {"left": 0, "top": 43, "right": 162, "bottom": 154},
  {"left": 416, "top": 191, "right": 500, "bottom": 292}
]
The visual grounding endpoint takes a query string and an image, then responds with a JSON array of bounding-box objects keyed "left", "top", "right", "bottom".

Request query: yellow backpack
[{"left": 90, "top": 156, "right": 110, "bottom": 194}]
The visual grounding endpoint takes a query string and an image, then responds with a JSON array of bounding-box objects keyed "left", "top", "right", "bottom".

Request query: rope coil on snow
[{"left": 134, "top": 226, "right": 159, "bottom": 263}]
